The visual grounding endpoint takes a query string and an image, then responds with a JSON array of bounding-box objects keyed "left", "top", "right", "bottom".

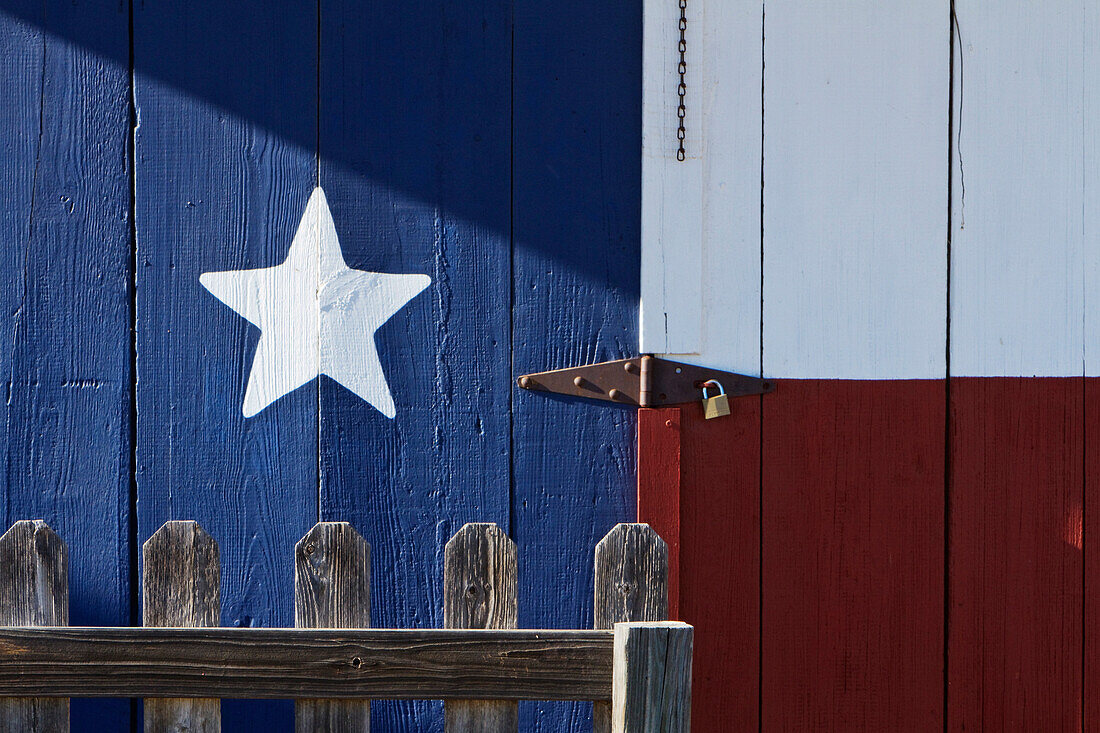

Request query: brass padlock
[{"left": 702, "top": 380, "right": 731, "bottom": 419}]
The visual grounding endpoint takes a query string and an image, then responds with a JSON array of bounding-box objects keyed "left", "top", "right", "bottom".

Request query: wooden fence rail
[{"left": 0, "top": 520, "right": 691, "bottom": 733}]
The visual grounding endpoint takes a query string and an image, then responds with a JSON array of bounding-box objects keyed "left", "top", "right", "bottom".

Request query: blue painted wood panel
[
  {"left": 0, "top": 0, "right": 132, "bottom": 728},
  {"left": 0, "top": 0, "right": 641, "bottom": 728},
  {"left": 132, "top": 0, "right": 318, "bottom": 728},
  {"left": 318, "top": 0, "right": 513, "bottom": 728},
  {"left": 512, "top": 0, "right": 641, "bottom": 730}
]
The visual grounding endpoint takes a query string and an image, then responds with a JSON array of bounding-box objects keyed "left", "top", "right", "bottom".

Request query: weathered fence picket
[
  {"left": 142, "top": 521, "right": 221, "bottom": 733},
  {"left": 0, "top": 520, "right": 69, "bottom": 733},
  {"left": 295, "top": 522, "right": 372, "bottom": 732},
  {"left": 0, "top": 520, "right": 690, "bottom": 733},
  {"left": 444, "top": 523, "right": 519, "bottom": 732},
  {"left": 612, "top": 622, "right": 693, "bottom": 733},
  {"left": 593, "top": 524, "right": 670, "bottom": 733}
]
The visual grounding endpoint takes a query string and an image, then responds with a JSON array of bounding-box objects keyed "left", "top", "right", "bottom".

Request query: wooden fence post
[
  {"left": 143, "top": 521, "right": 221, "bottom": 733},
  {"left": 295, "top": 522, "right": 371, "bottom": 732},
  {"left": 611, "top": 622, "right": 692, "bottom": 733},
  {"left": 593, "top": 524, "right": 669, "bottom": 733},
  {"left": 443, "top": 523, "right": 518, "bottom": 732},
  {"left": 0, "top": 520, "right": 69, "bottom": 733}
]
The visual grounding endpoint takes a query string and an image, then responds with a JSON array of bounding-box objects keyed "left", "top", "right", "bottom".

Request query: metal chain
[{"left": 676, "top": 0, "right": 688, "bottom": 161}]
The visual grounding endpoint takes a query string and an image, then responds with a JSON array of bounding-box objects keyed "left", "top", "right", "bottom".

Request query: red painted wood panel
[
  {"left": 639, "top": 400, "right": 760, "bottom": 729},
  {"left": 1086, "top": 378, "right": 1100, "bottom": 731},
  {"left": 641, "top": 378, "right": 1091, "bottom": 729},
  {"left": 761, "top": 380, "right": 944, "bottom": 730},
  {"left": 949, "top": 377, "right": 1082, "bottom": 731},
  {"left": 638, "top": 407, "right": 682, "bottom": 618}
]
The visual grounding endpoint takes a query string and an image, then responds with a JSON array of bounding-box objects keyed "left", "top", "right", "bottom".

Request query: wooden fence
[{"left": 0, "top": 520, "right": 691, "bottom": 733}]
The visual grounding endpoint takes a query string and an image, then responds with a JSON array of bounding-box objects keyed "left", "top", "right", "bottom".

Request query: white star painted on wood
[{"left": 200, "top": 187, "right": 430, "bottom": 419}]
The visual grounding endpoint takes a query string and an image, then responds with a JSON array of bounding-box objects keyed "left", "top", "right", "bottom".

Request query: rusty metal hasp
[{"left": 516, "top": 355, "right": 774, "bottom": 408}]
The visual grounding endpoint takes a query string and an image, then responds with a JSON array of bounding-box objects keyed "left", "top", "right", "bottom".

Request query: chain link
[{"left": 676, "top": 0, "right": 687, "bottom": 161}]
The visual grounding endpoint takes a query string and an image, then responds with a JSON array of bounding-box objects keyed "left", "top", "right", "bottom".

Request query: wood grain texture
[
  {"left": 132, "top": 0, "right": 318, "bottom": 725},
  {"left": 0, "top": 2, "right": 131, "bottom": 729},
  {"left": 762, "top": 380, "right": 944, "bottom": 730},
  {"left": 763, "top": 0, "right": 948, "bottom": 379},
  {"left": 677, "top": 400, "right": 760, "bottom": 729},
  {"left": 1087, "top": 0, "right": 1100, "bottom": 376},
  {"left": 0, "top": 521, "right": 68, "bottom": 732},
  {"left": 444, "top": 523, "right": 518, "bottom": 732},
  {"left": 1086, "top": 378, "right": 1100, "bottom": 730},
  {"left": 611, "top": 622, "right": 692, "bottom": 733},
  {"left": 593, "top": 524, "right": 669, "bottom": 733},
  {"left": 947, "top": 7, "right": 1090, "bottom": 720},
  {"left": 1088, "top": 1, "right": 1100, "bottom": 718},
  {"left": 639, "top": 0, "right": 702, "bottom": 355},
  {"left": 317, "top": 0, "right": 512, "bottom": 725},
  {"left": 639, "top": 402, "right": 761, "bottom": 728},
  {"left": 755, "top": 8, "right": 948, "bottom": 729},
  {"left": 593, "top": 524, "right": 669, "bottom": 630},
  {"left": 0, "top": 521, "right": 69, "bottom": 626},
  {"left": 295, "top": 522, "right": 371, "bottom": 732},
  {"left": 640, "top": 0, "right": 762, "bottom": 368},
  {"left": 948, "top": 378, "right": 1082, "bottom": 730},
  {"left": 142, "top": 521, "right": 221, "bottom": 733},
  {"left": 0, "top": 628, "right": 613, "bottom": 700},
  {"left": 951, "top": 1, "right": 1087, "bottom": 377},
  {"left": 142, "top": 521, "right": 220, "bottom": 628},
  {"left": 636, "top": 409, "right": 680, "bottom": 618},
  {"left": 513, "top": 0, "right": 640, "bottom": 728}
]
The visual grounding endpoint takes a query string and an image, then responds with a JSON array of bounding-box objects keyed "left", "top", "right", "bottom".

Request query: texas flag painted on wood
[
  {"left": 639, "top": 1, "right": 1100, "bottom": 730},
  {"left": 5, "top": 0, "right": 1100, "bottom": 728},
  {"left": 0, "top": 0, "right": 638, "bottom": 728}
]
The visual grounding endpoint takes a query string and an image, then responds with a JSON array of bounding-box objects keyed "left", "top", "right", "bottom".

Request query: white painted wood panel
[
  {"left": 1084, "top": 2, "right": 1100, "bottom": 374},
  {"left": 641, "top": 0, "right": 702, "bottom": 356},
  {"left": 951, "top": 1, "right": 1087, "bottom": 378},
  {"left": 762, "top": 0, "right": 949, "bottom": 380},
  {"left": 640, "top": 0, "right": 762, "bottom": 375},
  {"left": 643, "top": 1, "right": 1100, "bottom": 379}
]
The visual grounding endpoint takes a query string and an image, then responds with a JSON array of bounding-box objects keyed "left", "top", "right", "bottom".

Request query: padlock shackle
[{"left": 701, "top": 379, "right": 726, "bottom": 399}]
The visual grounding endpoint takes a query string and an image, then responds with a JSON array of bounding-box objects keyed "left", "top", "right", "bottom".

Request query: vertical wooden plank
[
  {"left": 1087, "top": 0, "right": 1100, "bottom": 377},
  {"left": 513, "top": 0, "right": 640, "bottom": 729},
  {"left": 950, "top": 2, "right": 1085, "bottom": 379},
  {"left": 761, "top": 1, "right": 948, "bottom": 729},
  {"left": 763, "top": 381, "right": 945, "bottom": 730},
  {"left": 133, "top": 0, "right": 318, "bottom": 725},
  {"left": 949, "top": 379, "right": 1082, "bottom": 730},
  {"left": 0, "top": 2, "right": 131, "bottom": 729},
  {"left": 637, "top": 409, "right": 681, "bottom": 618},
  {"left": 593, "top": 523, "right": 668, "bottom": 733},
  {"left": 0, "top": 520, "right": 68, "bottom": 732},
  {"left": 443, "top": 523, "right": 518, "bottom": 732},
  {"left": 611, "top": 622, "right": 693, "bottom": 733},
  {"left": 317, "top": 0, "right": 512, "bottom": 725},
  {"left": 949, "top": 3, "right": 1087, "bottom": 730},
  {"left": 640, "top": 0, "right": 762, "bottom": 371},
  {"left": 1085, "top": 3, "right": 1100, "bottom": 728},
  {"left": 142, "top": 521, "right": 220, "bottom": 732},
  {"left": 295, "top": 522, "right": 371, "bottom": 732},
  {"left": 678, "top": 401, "right": 759, "bottom": 729},
  {"left": 763, "top": 0, "right": 948, "bottom": 380},
  {"left": 594, "top": 524, "right": 670, "bottom": 628},
  {"left": 639, "top": 0, "right": 703, "bottom": 355},
  {"left": 1086, "top": 378, "right": 1099, "bottom": 730}
]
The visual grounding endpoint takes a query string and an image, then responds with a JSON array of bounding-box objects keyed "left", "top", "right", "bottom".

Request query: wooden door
[
  {"left": 0, "top": 0, "right": 641, "bottom": 729},
  {"left": 640, "top": 0, "right": 1097, "bottom": 730}
]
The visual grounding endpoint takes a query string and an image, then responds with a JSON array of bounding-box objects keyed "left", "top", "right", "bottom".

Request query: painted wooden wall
[
  {"left": 0, "top": 0, "right": 132, "bottom": 727},
  {"left": 0, "top": 0, "right": 639, "bottom": 730},
  {"left": 641, "top": 0, "right": 1099, "bottom": 729},
  {"left": 9, "top": 0, "right": 1093, "bottom": 729}
]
